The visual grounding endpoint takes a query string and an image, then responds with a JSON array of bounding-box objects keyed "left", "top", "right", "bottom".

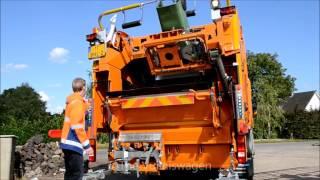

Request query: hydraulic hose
[
  {"left": 209, "top": 50, "right": 230, "bottom": 94},
  {"left": 216, "top": 55, "right": 230, "bottom": 93}
]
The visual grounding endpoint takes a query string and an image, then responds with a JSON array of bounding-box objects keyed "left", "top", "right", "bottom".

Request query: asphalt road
[
  {"left": 254, "top": 141, "right": 319, "bottom": 179},
  {"left": 91, "top": 141, "right": 320, "bottom": 179}
]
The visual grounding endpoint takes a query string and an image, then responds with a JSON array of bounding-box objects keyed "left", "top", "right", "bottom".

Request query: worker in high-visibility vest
[{"left": 60, "top": 77, "right": 93, "bottom": 180}]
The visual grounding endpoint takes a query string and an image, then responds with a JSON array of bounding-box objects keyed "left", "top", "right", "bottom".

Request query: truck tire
[
  {"left": 246, "top": 129, "right": 254, "bottom": 157},
  {"left": 245, "top": 129, "right": 254, "bottom": 180},
  {"left": 246, "top": 158, "right": 254, "bottom": 180}
]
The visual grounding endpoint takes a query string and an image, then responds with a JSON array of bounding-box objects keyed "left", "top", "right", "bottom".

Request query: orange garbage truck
[{"left": 53, "top": 0, "right": 255, "bottom": 179}]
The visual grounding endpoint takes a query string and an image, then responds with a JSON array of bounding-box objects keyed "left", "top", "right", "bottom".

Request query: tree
[
  {"left": 283, "top": 110, "right": 320, "bottom": 139},
  {"left": 0, "top": 83, "right": 64, "bottom": 144},
  {"left": 247, "top": 52, "right": 295, "bottom": 138},
  {"left": 0, "top": 83, "right": 48, "bottom": 123},
  {"left": 86, "top": 70, "right": 92, "bottom": 98}
]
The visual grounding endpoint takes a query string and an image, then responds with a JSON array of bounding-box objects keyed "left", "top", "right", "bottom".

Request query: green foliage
[
  {"left": 247, "top": 52, "right": 295, "bottom": 139},
  {"left": 282, "top": 110, "right": 320, "bottom": 139},
  {"left": 86, "top": 70, "right": 93, "bottom": 98},
  {"left": 97, "top": 133, "right": 108, "bottom": 144},
  {"left": 0, "top": 84, "right": 64, "bottom": 145},
  {"left": 0, "top": 83, "right": 47, "bottom": 123}
]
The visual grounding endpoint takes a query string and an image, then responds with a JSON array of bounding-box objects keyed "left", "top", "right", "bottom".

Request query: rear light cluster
[
  {"left": 220, "top": 6, "right": 236, "bottom": 16},
  {"left": 89, "top": 139, "right": 96, "bottom": 162},
  {"left": 86, "top": 33, "right": 98, "bottom": 42},
  {"left": 237, "top": 136, "right": 247, "bottom": 164}
]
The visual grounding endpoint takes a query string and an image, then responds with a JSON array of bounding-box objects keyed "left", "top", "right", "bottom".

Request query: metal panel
[
  {"left": 114, "top": 150, "right": 160, "bottom": 163},
  {"left": 118, "top": 132, "right": 162, "bottom": 142}
]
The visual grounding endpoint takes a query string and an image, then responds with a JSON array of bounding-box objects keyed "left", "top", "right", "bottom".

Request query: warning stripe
[{"left": 121, "top": 94, "right": 194, "bottom": 109}]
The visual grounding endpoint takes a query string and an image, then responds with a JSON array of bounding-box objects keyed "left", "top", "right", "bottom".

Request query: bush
[
  {"left": 282, "top": 110, "right": 320, "bottom": 139},
  {"left": 97, "top": 133, "right": 108, "bottom": 144}
]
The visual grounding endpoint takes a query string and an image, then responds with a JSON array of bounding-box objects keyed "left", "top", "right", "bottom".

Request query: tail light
[
  {"left": 89, "top": 139, "right": 96, "bottom": 162},
  {"left": 86, "top": 33, "right": 98, "bottom": 42},
  {"left": 220, "top": 6, "right": 236, "bottom": 16},
  {"left": 237, "top": 136, "right": 247, "bottom": 164}
]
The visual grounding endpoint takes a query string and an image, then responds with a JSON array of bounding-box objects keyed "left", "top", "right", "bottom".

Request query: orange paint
[{"left": 86, "top": 2, "right": 253, "bottom": 175}]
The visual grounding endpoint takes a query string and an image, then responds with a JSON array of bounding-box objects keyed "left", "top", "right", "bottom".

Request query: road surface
[
  {"left": 254, "top": 141, "right": 319, "bottom": 179},
  {"left": 92, "top": 141, "right": 320, "bottom": 179}
]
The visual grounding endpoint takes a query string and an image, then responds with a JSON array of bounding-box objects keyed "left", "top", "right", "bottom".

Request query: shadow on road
[
  {"left": 92, "top": 164, "right": 108, "bottom": 171},
  {"left": 255, "top": 166, "right": 320, "bottom": 179},
  {"left": 280, "top": 173, "right": 320, "bottom": 180}
]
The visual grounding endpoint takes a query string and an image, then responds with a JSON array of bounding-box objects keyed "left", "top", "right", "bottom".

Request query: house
[{"left": 282, "top": 90, "right": 320, "bottom": 113}]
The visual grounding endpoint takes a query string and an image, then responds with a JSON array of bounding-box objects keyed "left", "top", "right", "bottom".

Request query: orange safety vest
[{"left": 60, "top": 92, "right": 90, "bottom": 154}]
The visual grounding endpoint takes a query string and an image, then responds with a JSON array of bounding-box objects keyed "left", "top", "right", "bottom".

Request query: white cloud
[
  {"left": 54, "top": 105, "right": 64, "bottom": 114},
  {"left": 38, "top": 91, "right": 50, "bottom": 102},
  {"left": 38, "top": 91, "right": 64, "bottom": 114},
  {"left": 1, "top": 63, "right": 29, "bottom": 72},
  {"left": 49, "top": 47, "right": 69, "bottom": 64},
  {"left": 47, "top": 104, "right": 64, "bottom": 114},
  {"left": 12, "top": 64, "right": 28, "bottom": 69}
]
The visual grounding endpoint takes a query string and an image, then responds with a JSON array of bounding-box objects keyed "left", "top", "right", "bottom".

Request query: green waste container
[{"left": 157, "top": 1, "right": 189, "bottom": 31}]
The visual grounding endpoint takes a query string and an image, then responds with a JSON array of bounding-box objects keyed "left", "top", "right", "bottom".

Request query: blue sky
[{"left": 1, "top": 0, "right": 319, "bottom": 113}]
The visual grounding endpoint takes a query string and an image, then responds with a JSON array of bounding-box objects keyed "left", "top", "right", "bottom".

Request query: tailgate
[
  {"left": 120, "top": 92, "right": 195, "bottom": 109},
  {"left": 108, "top": 91, "right": 214, "bottom": 129}
]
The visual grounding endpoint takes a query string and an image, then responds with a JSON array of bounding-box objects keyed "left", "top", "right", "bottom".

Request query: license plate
[{"left": 88, "top": 44, "right": 106, "bottom": 59}]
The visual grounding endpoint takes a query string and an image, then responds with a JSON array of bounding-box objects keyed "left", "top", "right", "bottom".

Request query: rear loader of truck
[{"left": 85, "top": 0, "right": 254, "bottom": 179}]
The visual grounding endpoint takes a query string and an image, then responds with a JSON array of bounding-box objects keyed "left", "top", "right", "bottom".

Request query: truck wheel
[
  {"left": 246, "top": 158, "right": 254, "bottom": 180},
  {"left": 246, "top": 129, "right": 254, "bottom": 157}
]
